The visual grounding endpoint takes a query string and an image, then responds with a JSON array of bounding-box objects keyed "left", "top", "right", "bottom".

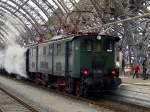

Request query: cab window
[
  {"left": 105, "top": 40, "right": 114, "bottom": 52},
  {"left": 93, "top": 41, "right": 101, "bottom": 52},
  {"left": 81, "top": 39, "right": 92, "bottom": 51}
]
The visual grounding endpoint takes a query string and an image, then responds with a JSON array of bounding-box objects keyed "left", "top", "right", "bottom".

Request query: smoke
[
  {"left": 4, "top": 44, "right": 27, "bottom": 78},
  {"left": 0, "top": 13, "right": 28, "bottom": 78},
  {"left": 0, "top": 50, "right": 4, "bottom": 69}
]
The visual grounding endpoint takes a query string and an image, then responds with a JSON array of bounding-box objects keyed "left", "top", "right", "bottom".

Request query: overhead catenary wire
[
  {"left": 90, "top": 12, "right": 150, "bottom": 34},
  {"left": 103, "top": 12, "right": 150, "bottom": 27},
  {"left": 95, "top": 12, "right": 150, "bottom": 34}
]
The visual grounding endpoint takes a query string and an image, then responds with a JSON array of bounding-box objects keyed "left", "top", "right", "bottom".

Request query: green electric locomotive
[{"left": 27, "top": 33, "right": 121, "bottom": 96}]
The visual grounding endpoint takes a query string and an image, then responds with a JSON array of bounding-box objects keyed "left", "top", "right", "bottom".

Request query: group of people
[{"left": 132, "top": 57, "right": 148, "bottom": 80}]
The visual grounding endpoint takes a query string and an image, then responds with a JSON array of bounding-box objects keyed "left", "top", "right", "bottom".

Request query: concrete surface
[{"left": 0, "top": 76, "right": 113, "bottom": 112}]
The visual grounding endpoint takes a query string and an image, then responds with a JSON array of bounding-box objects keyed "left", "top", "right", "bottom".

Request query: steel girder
[
  {"left": 41, "top": 0, "right": 63, "bottom": 23},
  {"left": 0, "top": 0, "right": 80, "bottom": 30},
  {"left": 0, "top": 1, "right": 40, "bottom": 35},
  {"left": 0, "top": 1, "right": 37, "bottom": 33},
  {"left": 0, "top": 0, "right": 104, "bottom": 41},
  {"left": 5, "top": 0, "right": 42, "bottom": 32},
  {"left": 0, "top": 16, "right": 28, "bottom": 42},
  {"left": 0, "top": 9, "right": 32, "bottom": 37},
  {"left": 19, "top": 0, "right": 46, "bottom": 23},
  {"left": 0, "top": 0, "right": 67, "bottom": 35},
  {"left": 56, "top": 0, "right": 70, "bottom": 13},
  {"left": 68, "top": 0, "right": 79, "bottom": 10}
]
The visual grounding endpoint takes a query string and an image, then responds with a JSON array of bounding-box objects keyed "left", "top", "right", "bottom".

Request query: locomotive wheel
[
  {"left": 65, "top": 76, "right": 74, "bottom": 93},
  {"left": 75, "top": 81, "right": 81, "bottom": 97},
  {"left": 75, "top": 81, "right": 88, "bottom": 97}
]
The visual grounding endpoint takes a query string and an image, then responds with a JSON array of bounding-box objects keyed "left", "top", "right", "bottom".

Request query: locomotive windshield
[
  {"left": 81, "top": 37, "right": 115, "bottom": 52},
  {"left": 81, "top": 39, "right": 101, "bottom": 52},
  {"left": 104, "top": 40, "right": 114, "bottom": 52}
]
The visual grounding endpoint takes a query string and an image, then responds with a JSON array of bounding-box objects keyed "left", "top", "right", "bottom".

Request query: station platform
[
  {"left": 112, "top": 75, "right": 150, "bottom": 108},
  {"left": 0, "top": 75, "right": 150, "bottom": 111},
  {"left": 122, "top": 66, "right": 150, "bottom": 86},
  {"left": 0, "top": 76, "right": 113, "bottom": 112},
  {"left": 120, "top": 75, "right": 150, "bottom": 86}
]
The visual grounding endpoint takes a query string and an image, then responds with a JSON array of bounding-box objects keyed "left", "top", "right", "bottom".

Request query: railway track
[
  {"left": 0, "top": 87, "right": 39, "bottom": 112},
  {"left": 1, "top": 75, "right": 150, "bottom": 112},
  {"left": 49, "top": 88, "right": 150, "bottom": 112},
  {"left": 14, "top": 79, "right": 150, "bottom": 112},
  {"left": 27, "top": 82, "right": 150, "bottom": 112},
  {"left": 108, "top": 84, "right": 150, "bottom": 109}
]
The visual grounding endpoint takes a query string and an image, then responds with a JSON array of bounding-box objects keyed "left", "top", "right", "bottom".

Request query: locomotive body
[{"left": 27, "top": 34, "right": 121, "bottom": 96}]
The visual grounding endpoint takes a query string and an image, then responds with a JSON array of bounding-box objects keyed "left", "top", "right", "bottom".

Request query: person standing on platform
[
  {"left": 142, "top": 57, "right": 148, "bottom": 80},
  {"left": 133, "top": 63, "right": 140, "bottom": 78},
  {"left": 122, "top": 59, "right": 125, "bottom": 75}
]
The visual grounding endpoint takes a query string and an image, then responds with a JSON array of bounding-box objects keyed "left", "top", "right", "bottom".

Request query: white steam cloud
[
  {"left": 0, "top": 50, "right": 4, "bottom": 69},
  {"left": 4, "top": 44, "right": 27, "bottom": 78},
  {"left": 0, "top": 13, "right": 28, "bottom": 78}
]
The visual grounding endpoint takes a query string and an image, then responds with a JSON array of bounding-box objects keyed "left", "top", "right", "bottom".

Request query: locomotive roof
[
  {"left": 26, "top": 34, "right": 119, "bottom": 47},
  {"left": 26, "top": 35, "right": 74, "bottom": 47}
]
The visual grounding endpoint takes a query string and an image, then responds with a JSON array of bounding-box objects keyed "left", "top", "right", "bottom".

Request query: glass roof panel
[{"left": 28, "top": 1, "right": 48, "bottom": 21}]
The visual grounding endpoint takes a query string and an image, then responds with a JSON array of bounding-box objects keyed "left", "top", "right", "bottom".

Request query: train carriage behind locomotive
[{"left": 26, "top": 34, "right": 121, "bottom": 96}]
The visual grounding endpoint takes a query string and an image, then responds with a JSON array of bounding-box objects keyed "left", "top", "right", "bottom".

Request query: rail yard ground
[
  {"left": 0, "top": 75, "right": 150, "bottom": 112},
  {"left": 0, "top": 87, "right": 39, "bottom": 112}
]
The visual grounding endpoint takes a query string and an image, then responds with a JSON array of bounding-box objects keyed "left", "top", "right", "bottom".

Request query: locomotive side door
[
  {"left": 65, "top": 41, "right": 73, "bottom": 76},
  {"left": 65, "top": 41, "right": 75, "bottom": 93}
]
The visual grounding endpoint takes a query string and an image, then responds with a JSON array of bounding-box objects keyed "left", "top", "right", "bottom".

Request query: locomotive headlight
[
  {"left": 115, "top": 61, "right": 120, "bottom": 67},
  {"left": 97, "top": 35, "right": 101, "bottom": 40}
]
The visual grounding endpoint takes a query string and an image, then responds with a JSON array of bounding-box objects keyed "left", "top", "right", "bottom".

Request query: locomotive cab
[{"left": 68, "top": 34, "right": 121, "bottom": 96}]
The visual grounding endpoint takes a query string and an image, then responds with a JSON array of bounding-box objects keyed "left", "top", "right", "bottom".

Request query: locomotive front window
[
  {"left": 81, "top": 39, "right": 92, "bottom": 51},
  {"left": 93, "top": 41, "right": 101, "bottom": 52},
  {"left": 105, "top": 40, "right": 114, "bottom": 52},
  {"left": 81, "top": 38, "right": 101, "bottom": 52},
  {"left": 86, "top": 40, "right": 92, "bottom": 51}
]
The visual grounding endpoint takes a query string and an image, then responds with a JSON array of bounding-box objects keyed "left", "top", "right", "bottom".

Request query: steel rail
[
  {"left": 0, "top": 87, "right": 40, "bottom": 112},
  {"left": 3, "top": 75, "right": 150, "bottom": 112}
]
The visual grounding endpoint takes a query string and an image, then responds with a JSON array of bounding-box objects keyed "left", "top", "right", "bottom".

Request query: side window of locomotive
[
  {"left": 32, "top": 47, "right": 36, "bottom": 56},
  {"left": 68, "top": 42, "right": 72, "bottom": 55},
  {"left": 43, "top": 46, "right": 46, "bottom": 55},
  {"left": 48, "top": 45, "right": 52, "bottom": 55},
  {"left": 38, "top": 47, "right": 42, "bottom": 56},
  {"left": 81, "top": 39, "right": 92, "bottom": 51},
  {"left": 57, "top": 43, "right": 61, "bottom": 55},
  {"left": 29, "top": 49, "right": 32, "bottom": 56},
  {"left": 105, "top": 40, "right": 114, "bottom": 52}
]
